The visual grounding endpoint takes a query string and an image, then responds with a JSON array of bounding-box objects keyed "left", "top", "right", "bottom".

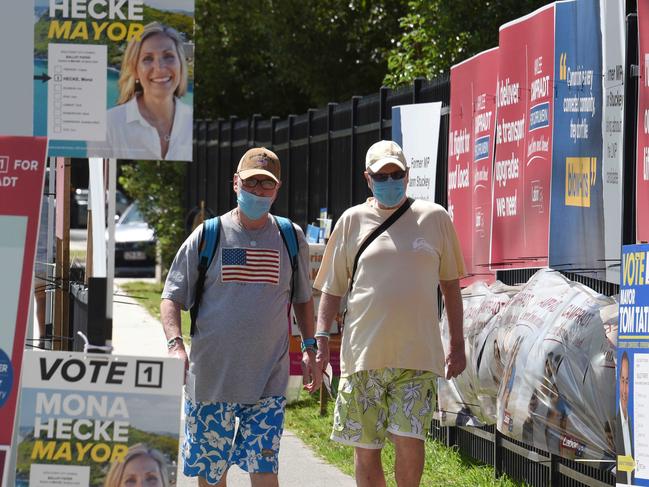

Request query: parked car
[
  {"left": 70, "top": 188, "right": 131, "bottom": 228},
  {"left": 114, "top": 202, "right": 156, "bottom": 277}
]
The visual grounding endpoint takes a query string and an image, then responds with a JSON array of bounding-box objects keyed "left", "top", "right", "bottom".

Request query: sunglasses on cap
[
  {"left": 368, "top": 170, "right": 407, "bottom": 182},
  {"left": 240, "top": 178, "right": 278, "bottom": 190}
]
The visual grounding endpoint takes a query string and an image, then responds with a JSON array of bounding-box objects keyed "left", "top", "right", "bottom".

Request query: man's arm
[
  {"left": 439, "top": 278, "right": 465, "bottom": 379},
  {"left": 160, "top": 298, "right": 189, "bottom": 377},
  {"left": 293, "top": 297, "right": 322, "bottom": 392},
  {"left": 315, "top": 292, "right": 342, "bottom": 374}
]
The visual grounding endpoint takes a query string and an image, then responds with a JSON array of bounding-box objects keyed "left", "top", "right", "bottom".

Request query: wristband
[
  {"left": 167, "top": 336, "right": 184, "bottom": 350},
  {"left": 315, "top": 331, "right": 330, "bottom": 339},
  {"left": 301, "top": 337, "right": 317, "bottom": 352}
]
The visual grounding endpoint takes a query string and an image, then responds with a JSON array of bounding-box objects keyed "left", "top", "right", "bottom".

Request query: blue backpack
[{"left": 189, "top": 215, "right": 299, "bottom": 336}]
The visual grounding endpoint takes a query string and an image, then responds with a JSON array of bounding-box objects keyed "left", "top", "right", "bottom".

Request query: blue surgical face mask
[
  {"left": 372, "top": 178, "right": 406, "bottom": 208},
  {"left": 237, "top": 188, "right": 273, "bottom": 220}
]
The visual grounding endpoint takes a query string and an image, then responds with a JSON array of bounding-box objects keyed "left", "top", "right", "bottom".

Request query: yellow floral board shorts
[{"left": 332, "top": 368, "right": 437, "bottom": 449}]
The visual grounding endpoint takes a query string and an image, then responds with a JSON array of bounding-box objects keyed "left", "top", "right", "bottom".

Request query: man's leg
[
  {"left": 391, "top": 434, "right": 425, "bottom": 487},
  {"left": 198, "top": 475, "right": 227, "bottom": 487},
  {"left": 232, "top": 396, "right": 285, "bottom": 485},
  {"left": 354, "top": 447, "right": 386, "bottom": 487},
  {"left": 249, "top": 472, "right": 279, "bottom": 487}
]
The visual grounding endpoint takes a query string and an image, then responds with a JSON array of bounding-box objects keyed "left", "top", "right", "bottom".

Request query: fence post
[
  {"left": 379, "top": 86, "right": 389, "bottom": 140},
  {"left": 215, "top": 118, "right": 224, "bottom": 216},
  {"left": 287, "top": 114, "right": 296, "bottom": 217},
  {"left": 326, "top": 103, "right": 337, "bottom": 212},
  {"left": 270, "top": 116, "right": 279, "bottom": 150},
  {"left": 251, "top": 113, "right": 261, "bottom": 149},
  {"left": 623, "top": 13, "right": 638, "bottom": 245},
  {"left": 549, "top": 453, "right": 560, "bottom": 487},
  {"left": 229, "top": 115, "right": 237, "bottom": 208},
  {"left": 307, "top": 108, "right": 317, "bottom": 223},
  {"left": 413, "top": 77, "right": 425, "bottom": 104},
  {"left": 493, "top": 427, "right": 502, "bottom": 478},
  {"left": 350, "top": 96, "right": 362, "bottom": 207}
]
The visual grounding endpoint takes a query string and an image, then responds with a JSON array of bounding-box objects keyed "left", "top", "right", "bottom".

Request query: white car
[{"left": 114, "top": 202, "right": 156, "bottom": 277}]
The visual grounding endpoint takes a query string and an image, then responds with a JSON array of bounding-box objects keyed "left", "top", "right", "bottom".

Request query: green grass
[
  {"left": 120, "top": 281, "right": 523, "bottom": 486},
  {"left": 118, "top": 281, "right": 191, "bottom": 339},
  {"left": 286, "top": 394, "right": 524, "bottom": 487}
]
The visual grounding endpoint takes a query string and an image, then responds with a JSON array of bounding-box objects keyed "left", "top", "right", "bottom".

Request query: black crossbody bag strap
[{"left": 342, "top": 197, "right": 414, "bottom": 322}]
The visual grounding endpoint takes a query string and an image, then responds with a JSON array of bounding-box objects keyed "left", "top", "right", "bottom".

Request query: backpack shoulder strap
[
  {"left": 190, "top": 216, "right": 221, "bottom": 336},
  {"left": 273, "top": 215, "right": 299, "bottom": 269},
  {"left": 273, "top": 216, "right": 299, "bottom": 318}
]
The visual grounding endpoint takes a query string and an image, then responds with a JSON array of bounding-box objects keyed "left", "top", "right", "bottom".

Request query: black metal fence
[{"left": 184, "top": 14, "right": 643, "bottom": 486}]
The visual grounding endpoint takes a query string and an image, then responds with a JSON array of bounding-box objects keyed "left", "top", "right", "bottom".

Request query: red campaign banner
[
  {"left": 491, "top": 5, "right": 554, "bottom": 269},
  {"left": 0, "top": 136, "right": 47, "bottom": 449},
  {"left": 448, "top": 47, "right": 498, "bottom": 287},
  {"left": 638, "top": 1, "right": 649, "bottom": 242}
]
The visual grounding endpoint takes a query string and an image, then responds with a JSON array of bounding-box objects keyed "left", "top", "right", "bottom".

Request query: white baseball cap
[{"left": 365, "top": 140, "right": 407, "bottom": 172}]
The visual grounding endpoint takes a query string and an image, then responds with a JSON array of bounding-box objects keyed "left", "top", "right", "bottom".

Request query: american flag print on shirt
[{"left": 221, "top": 247, "right": 280, "bottom": 284}]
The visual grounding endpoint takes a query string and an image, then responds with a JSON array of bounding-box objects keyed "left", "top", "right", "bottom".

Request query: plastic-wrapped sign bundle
[
  {"left": 439, "top": 269, "right": 617, "bottom": 465},
  {"left": 438, "top": 280, "right": 521, "bottom": 426}
]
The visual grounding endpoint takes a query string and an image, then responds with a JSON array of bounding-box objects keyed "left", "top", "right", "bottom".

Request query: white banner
[
  {"left": 601, "top": 0, "right": 625, "bottom": 284},
  {"left": 391, "top": 102, "right": 442, "bottom": 202}
]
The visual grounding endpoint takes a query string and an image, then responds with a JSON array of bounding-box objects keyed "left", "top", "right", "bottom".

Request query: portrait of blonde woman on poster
[
  {"left": 91, "top": 21, "right": 193, "bottom": 161},
  {"left": 104, "top": 443, "right": 170, "bottom": 487}
]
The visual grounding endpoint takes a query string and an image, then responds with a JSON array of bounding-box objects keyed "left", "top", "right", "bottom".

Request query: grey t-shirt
[{"left": 162, "top": 210, "right": 312, "bottom": 404}]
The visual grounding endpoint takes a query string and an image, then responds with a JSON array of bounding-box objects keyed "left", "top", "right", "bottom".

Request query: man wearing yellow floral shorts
[{"left": 314, "top": 141, "right": 467, "bottom": 487}]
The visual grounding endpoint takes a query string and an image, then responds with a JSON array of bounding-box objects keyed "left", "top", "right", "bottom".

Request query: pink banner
[
  {"left": 0, "top": 136, "right": 47, "bottom": 448},
  {"left": 638, "top": 1, "right": 649, "bottom": 242},
  {"left": 491, "top": 5, "right": 554, "bottom": 269},
  {"left": 448, "top": 48, "right": 498, "bottom": 286}
]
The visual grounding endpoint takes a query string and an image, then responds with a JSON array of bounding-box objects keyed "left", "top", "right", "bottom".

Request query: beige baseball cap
[
  {"left": 365, "top": 140, "right": 407, "bottom": 172},
  {"left": 237, "top": 147, "right": 281, "bottom": 183}
]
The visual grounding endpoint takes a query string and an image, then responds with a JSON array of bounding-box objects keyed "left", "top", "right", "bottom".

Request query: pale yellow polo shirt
[{"left": 314, "top": 198, "right": 465, "bottom": 378}]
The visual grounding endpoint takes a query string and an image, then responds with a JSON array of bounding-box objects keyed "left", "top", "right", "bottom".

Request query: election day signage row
[
  {"left": 447, "top": 0, "right": 625, "bottom": 284},
  {"left": 31, "top": 0, "right": 195, "bottom": 161},
  {"left": 0, "top": 136, "right": 48, "bottom": 484}
]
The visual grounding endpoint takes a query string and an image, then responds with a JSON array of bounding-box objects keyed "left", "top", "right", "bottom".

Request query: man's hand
[
  {"left": 315, "top": 337, "right": 330, "bottom": 373},
  {"left": 168, "top": 343, "right": 189, "bottom": 384},
  {"left": 302, "top": 349, "right": 322, "bottom": 393},
  {"left": 445, "top": 341, "right": 466, "bottom": 380}
]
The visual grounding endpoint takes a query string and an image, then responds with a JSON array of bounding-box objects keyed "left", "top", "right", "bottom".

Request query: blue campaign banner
[
  {"left": 549, "top": 0, "right": 605, "bottom": 280},
  {"left": 617, "top": 244, "right": 649, "bottom": 485}
]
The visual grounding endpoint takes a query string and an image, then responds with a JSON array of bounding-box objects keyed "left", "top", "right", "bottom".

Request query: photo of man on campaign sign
[{"left": 33, "top": 0, "right": 194, "bottom": 161}]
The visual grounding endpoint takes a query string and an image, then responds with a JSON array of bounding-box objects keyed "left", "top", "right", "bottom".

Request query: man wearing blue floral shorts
[
  {"left": 161, "top": 148, "right": 321, "bottom": 486},
  {"left": 314, "top": 141, "right": 467, "bottom": 487}
]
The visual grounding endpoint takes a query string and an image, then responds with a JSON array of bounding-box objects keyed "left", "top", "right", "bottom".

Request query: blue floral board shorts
[{"left": 182, "top": 395, "right": 286, "bottom": 484}]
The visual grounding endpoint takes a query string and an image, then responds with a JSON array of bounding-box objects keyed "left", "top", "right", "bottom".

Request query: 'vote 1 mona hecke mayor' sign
[
  {"left": 34, "top": 0, "right": 195, "bottom": 161},
  {"left": 14, "top": 351, "right": 184, "bottom": 487}
]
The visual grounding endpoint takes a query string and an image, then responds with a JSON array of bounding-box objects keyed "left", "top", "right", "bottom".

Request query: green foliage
[
  {"left": 119, "top": 162, "right": 185, "bottom": 278},
  {"left": 384, "top": 0, "right": 552, "bottom": 87},
  {"left": 194, "top": 0, "right": 408, "bottom": 119}
]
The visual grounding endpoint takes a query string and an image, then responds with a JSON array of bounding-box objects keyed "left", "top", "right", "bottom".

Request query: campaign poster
[
  {"left": 638, "top": 1, "right": 649, "bottom": 242},
  {"left": 601, "top": 0, "right": 625, "bottom": 283},
  {"left": 491, "top": 4, "right": 554, "bottom": 270},
  {"left": 448, "top": 48, "right": 498, "bottom": 287},
  {"left": 617, "top": 245, "right": 649, "bottom": 486},
  {"left": 549, "top": 0, "right": 605, "bottom": 281},
  {"left": 34, "top": 0, "right": 195, "bottom": 161},
  {"left": 0, "top": 136, "right": 48, "bottom": 455},
  {"left": 392, "top": 102, "right": 442, "bottom": 202},
  {"left": 15, "top": 351, "right": 184, "bottom": 486}
]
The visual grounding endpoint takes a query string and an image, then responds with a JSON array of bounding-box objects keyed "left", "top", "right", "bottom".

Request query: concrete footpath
[{"left": 112, "top": 282, "right": 355, "bottom": 487}]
